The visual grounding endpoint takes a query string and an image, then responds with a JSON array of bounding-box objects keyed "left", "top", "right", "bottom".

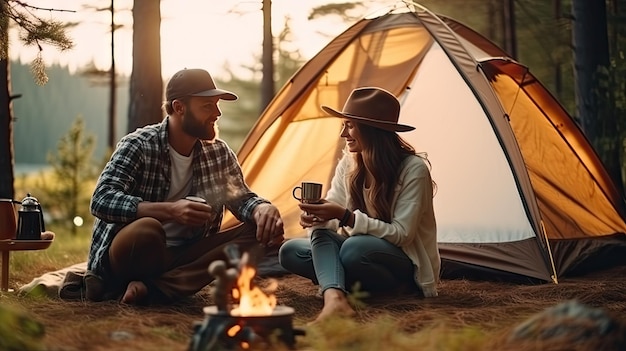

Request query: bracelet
[{"left": 338, "top": 208, "right": 352, "bottom": 227}]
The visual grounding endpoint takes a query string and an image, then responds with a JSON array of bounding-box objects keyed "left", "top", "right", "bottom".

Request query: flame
[
  {"left": 230, "top": 265, "right": 277, "bottom": 316},
  {"left": 226, "top": 325, "right": 250, "bottom": 349},
  {"left": 227, "top": 325, "right": 241, "bottom": 337}
]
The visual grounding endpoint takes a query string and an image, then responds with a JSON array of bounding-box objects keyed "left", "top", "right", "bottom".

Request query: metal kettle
[{"left": 16, "top": 193, "right": 45, "bottom": 240}]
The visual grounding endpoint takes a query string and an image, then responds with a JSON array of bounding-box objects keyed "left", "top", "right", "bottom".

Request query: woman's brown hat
[{"left": 321, "top": 87, "right": 415, "bottom": 132}]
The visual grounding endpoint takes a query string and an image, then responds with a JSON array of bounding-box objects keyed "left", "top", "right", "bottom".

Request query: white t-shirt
[{"left": 162, "top": 146, "right": 193, "bottom": 246}]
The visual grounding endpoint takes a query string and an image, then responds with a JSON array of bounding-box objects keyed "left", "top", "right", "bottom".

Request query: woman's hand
[
  {"left": 298, "top": 200, "right": 345, "bottom": 228},
  {"left": 299, "top": 211, "right": 320, "bottom": 228}
]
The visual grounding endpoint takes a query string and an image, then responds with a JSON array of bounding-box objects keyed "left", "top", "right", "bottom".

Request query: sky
[{"left": 9, "top": 0, "right": 400, "bottom": 80}]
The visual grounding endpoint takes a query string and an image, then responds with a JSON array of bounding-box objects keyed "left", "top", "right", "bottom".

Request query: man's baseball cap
[{"left": 166, "top": 68, "right": 238, "bottom": 101}]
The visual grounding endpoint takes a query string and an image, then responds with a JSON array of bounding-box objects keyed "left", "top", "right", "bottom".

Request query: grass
[{"left": 2, "top": 226, "right": 626, "bottom": 350}]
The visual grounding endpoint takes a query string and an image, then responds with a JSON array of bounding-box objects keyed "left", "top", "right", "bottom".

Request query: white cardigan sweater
[{"left": 311, "top": 154, "right": 440, "bottom": 297}]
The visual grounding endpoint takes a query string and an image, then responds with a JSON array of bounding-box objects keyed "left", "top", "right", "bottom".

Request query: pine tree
[
  {"left": 0, "top": 1, "right": 74, "bottom": 199},
  {"left": 40, "top": 117, "right": 97, "bottom": 235}
]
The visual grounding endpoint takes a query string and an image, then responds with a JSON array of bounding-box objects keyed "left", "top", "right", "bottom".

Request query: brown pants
[{"left": 108, "top": 217, "right": 262, "bottom": 302}]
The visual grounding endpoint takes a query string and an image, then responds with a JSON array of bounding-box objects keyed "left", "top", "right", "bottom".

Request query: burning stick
[
  {"left": 207, "top": 260, "right": 238, "bottom": 314},
  {"left": 223, "top": 244, "right": 242, "bottom": 269}
]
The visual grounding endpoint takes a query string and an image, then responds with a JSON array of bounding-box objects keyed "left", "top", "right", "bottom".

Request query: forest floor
[{"left": 2, "top": 262, "right": 626, "bottom": 351}]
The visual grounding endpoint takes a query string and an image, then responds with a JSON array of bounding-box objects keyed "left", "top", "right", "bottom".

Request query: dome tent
[{"left": 223, "top": 3, "right": 626, "bottom": 283}]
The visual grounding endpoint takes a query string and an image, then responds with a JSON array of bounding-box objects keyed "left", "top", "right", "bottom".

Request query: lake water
[{"left": 14, "top": 163, "right": 51, "bottom": 176}]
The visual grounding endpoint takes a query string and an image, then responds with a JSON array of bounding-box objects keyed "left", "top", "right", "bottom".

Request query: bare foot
[
  {"left": 121, "top": 281, "right": 148, "bottom": 304},
  {"left": 308, "top": 288, "right": 356, "bottom": 325}
]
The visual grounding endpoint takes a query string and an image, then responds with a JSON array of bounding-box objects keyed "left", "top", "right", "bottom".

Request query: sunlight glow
[
  {"left": 73, "top": 216, "right": 84, "bottom": 227},
  {"left": 8, "top": 0, "right": 396, "bottom": 80}
]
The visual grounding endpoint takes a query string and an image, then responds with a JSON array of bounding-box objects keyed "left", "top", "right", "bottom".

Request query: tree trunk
[
  {"left": 572, "top": 0, "right": 623, "bottom": 194},
  {"left": 127, "top": 0, "right": 163, "bottom": 132},
  {"left": 502, "top": 0, "right": 517, "bottom": 59},
  {"left": 108, "top": 0, "right": 116, "bottom": 148},
  {"left": 260, "top": 0, "right": 274, "bottom": 113},
  {"left": 572, "top": 0, "right": 608, "bottom": 141},
  {"left": 0, "top": 0, "right": 15, "bottom": 199},
  {"left": 553, "top": 0, "right": 562, "bottom": 101}
]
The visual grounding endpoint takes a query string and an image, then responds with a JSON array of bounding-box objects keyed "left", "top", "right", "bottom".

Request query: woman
[{"left": 279, "top": 87, "right": 440, "bottom": 324}]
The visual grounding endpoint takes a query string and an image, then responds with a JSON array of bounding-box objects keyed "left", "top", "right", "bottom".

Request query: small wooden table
[{"left": 0, "top": 239, "right": 53, "bottom": 291}]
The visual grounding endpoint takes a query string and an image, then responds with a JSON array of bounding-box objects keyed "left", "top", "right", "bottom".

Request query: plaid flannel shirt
[{"left": 87, "top": 117, "right": 269, "bottom": 278}]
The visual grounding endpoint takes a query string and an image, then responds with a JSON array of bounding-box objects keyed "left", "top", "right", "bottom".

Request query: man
[{"left": 86, "top": 68, "right": 284, "bottom": 304}]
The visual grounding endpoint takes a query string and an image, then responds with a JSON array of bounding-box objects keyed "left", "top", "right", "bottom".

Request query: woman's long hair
[{"left": 347, "top": 122, "right": 434, "bottom": 222}]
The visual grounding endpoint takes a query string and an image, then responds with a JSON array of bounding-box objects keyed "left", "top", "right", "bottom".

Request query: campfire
[
  {"left": 188, "top": 244, "right": 304, "bottom": 351},
  {"left": 231, "top": 265, "right": 277, "bottom": 317}
]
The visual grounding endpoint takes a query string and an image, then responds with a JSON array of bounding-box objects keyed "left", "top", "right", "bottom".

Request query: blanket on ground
[
  {"left": 18, "top": 255, "right": 289, "bottom": 300},
  {"left": 18, "top": 261, "right": 87, "bottom": 299}
]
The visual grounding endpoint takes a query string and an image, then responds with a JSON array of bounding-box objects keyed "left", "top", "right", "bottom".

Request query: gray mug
[
  {"left": 185, "top": 196, "right": 207, "bottom": 204},
  {"left": 292, "top": 182, "right": 323, "bottom": 204}
]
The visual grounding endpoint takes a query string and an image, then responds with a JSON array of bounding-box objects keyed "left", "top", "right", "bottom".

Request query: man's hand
[
  {"left": 252, "top": 203, "right": 284, "bottom": 247},
  {"left": 171, "top": 199, "right": 215, "bottom": 226},
  {"left": 137, "top": 199, "right": 215, "bottom": 226}
]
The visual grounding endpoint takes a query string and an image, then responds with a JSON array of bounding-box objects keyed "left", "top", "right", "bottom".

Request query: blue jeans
[{"left": 278, "top": 229, "right": 416, "bottom": 295}]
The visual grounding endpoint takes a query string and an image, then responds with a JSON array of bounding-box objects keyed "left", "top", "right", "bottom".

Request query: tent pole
[{"left": 541, "top": 220, "right": 559, "bottom": 284}]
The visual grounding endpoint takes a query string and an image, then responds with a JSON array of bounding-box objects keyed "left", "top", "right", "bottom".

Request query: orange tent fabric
[{"left": 223, "top": 4, "right": 626, "bottom": 283}]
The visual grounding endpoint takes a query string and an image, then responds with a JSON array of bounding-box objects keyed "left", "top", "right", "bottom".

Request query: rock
[
  {"left": 110, "top": 330, "right": 134, "bottom": 341},
  {"left": 507, "top": 300, "right": 626, "bottom": 349}
]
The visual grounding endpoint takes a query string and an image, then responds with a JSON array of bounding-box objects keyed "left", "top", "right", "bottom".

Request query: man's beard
[{"left": 181, "top": 109, "right": 218, "bottom": 141}]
